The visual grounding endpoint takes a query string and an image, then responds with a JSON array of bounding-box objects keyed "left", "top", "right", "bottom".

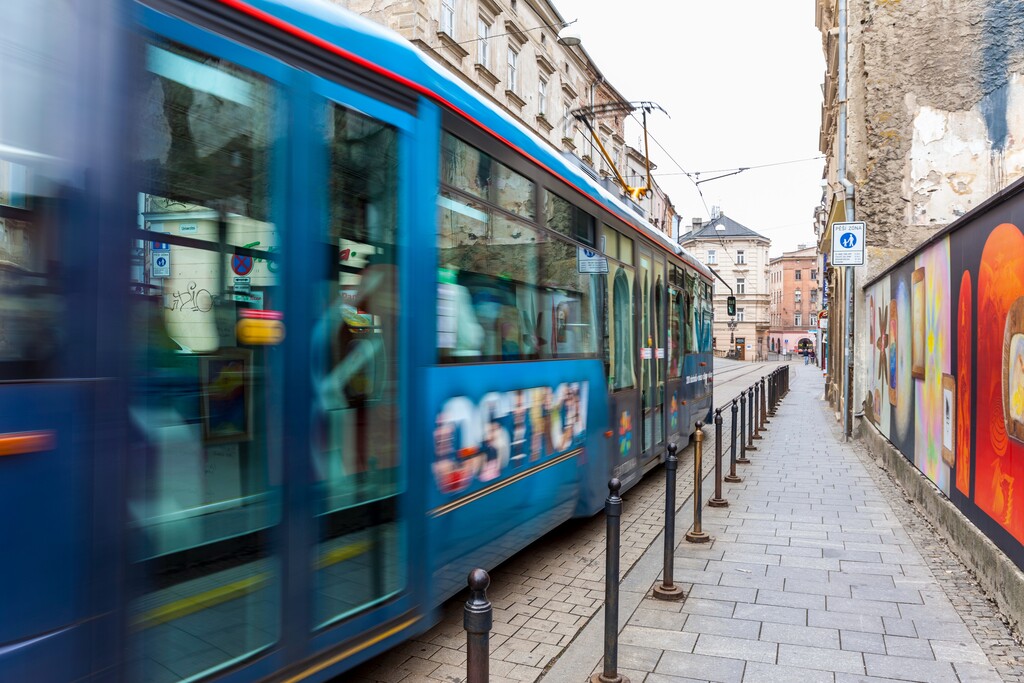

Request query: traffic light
[{"left": 727, "top": 295, "right": 736, "bottom": 316}]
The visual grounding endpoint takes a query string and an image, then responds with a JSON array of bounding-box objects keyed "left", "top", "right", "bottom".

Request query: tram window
[
  {"left": 607, "top": 263, "right": 635, "bottom": 389},
  {"left": 544, "top": 190, "right": 594, "bottom": 245},
  {"left": 0, "top": 212, "right": 62, "bottom": 380},
  {"left": 441, "top": 133, "right": 535, "bottom": 220},
  {"left": 130, "top": 41, "right": 280, "bottom": 682},
  {"left": 437, "top": 191, "right": 598, "bottom": 362},
  {"left": 668, "top": 285, "right": 682, "bottom": 378},
  {"left": 313, "top": 102, "right": 404, "bottom": 628},
  {"left": 599, "top": 224, "right": 617, "bottom": 259},
  {"left": 618, "top": 232, "right": 633, "bottom": 265}
]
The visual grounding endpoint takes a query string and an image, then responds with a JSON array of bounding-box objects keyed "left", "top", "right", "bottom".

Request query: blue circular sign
[
  {"left": 156, "top": 256, "right": 167, "bottom": 267},
  {"left": 839, "top": 233, "right": 857, "bottom": 249}
]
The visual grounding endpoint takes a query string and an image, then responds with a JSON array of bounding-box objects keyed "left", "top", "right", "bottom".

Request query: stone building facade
[
  {"left": 767, "top": 246, "right": 821, "bottom": 358},
  {"left": 333, "top": 0, "right": 677, "bottom": 235},
  {"left": 680, "top": 213, "right": 771, "bottom": 361},
  {"left": 815, "top": 0, "right": 1024, "bottom": 426}
]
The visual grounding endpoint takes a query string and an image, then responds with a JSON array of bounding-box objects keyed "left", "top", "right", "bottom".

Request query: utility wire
[{"left": 454, "top": 18, "right": 576, "bottom": 45}]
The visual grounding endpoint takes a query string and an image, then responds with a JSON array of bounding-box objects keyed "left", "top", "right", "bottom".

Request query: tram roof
[{"left": 239, "top": 0, "right": 712, "bottom": 281}]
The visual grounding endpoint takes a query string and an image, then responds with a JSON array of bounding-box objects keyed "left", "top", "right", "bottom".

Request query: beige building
[
  {"left": 815, "top": 0, "right": 1024, "bottom": 430},
  {"left": 333, "top": 0, "right": 676, "bottom": 235},
  {"left": 679, "top": 212, "right": 771, "bottom": 361},
  {"left": 767, "top": 245, "right": 821, "bottom": 358}
]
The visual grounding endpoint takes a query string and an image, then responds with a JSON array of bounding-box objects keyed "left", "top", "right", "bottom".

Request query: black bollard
[
  {"left": 737, "top": 391, "right": 750, "bottom": 464},
  {"left": 654, "top": 443, "right": 684, "bottom": 600},
  {"left": 725, "top": 399, "right": 742, "bottom": 482},
  {"left": 746, "top": 388, "right": 758, "bottom": 451},
  {"left": 465, "top": 569, "right": 492, "bottom": 683},
  {"left": 768, "top": 370, "right": 777, "bottom": 416},
  {"left": 685, "top": 423, "right": 710, "bottom": 543},
  {"left": 760, "top": 377, "right": 769, "bottom": 426},
  {"left": 709, "top": 408, "right": 728, "bottom": 507},
  {"left": 752, "top": 382, "right": 763, "bottom": 441},
  {"left": 592, "top": 479, "right": 629, "bottom": 683}
]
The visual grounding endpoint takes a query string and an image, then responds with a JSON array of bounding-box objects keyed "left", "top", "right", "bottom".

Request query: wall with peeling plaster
[{"left": 847, "top": 0, "right": 1024, "bottom": 274}]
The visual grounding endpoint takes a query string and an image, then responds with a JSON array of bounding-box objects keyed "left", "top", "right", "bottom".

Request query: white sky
[{"left": 552, "top": 0, "right": 826, "bottom": 256}]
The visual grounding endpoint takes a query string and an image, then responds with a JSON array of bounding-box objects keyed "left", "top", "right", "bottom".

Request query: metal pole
[
  {"left": 726, "top": 399, "right": 741, "bottom": 482},
  {"left": 760, "top": 377, "right": 768, "bottom": 428},
  {"left": 737, "top": 391, "right": 750, "bottom": 463},
  {"left": 843, "top": 266, "right": 854, "bottom": 441},
  {"left": 709, "top": 409, "right": 728, "bottom": 507},
  {"left": 752, "top": 382, "right": 762, "bottom": 441},
  {"left": 746, "top": 388, "right": 758, "bottom": 451},
  {"left": 465, "top": 569, "right": 492, "bottom": 683},
  {"left": 686, "top": 423, "right": 710, "bottom": 543},
  {"left": 654, "top": 443, "right": 684, "bottom": 600},
  {"left": 593, "top": 480, "right": 629, "bottom": 683}
]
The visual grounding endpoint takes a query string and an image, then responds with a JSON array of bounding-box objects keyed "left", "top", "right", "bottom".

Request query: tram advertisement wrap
[{"left": 432, "top": 380, "right": 589, "bottom": 495}]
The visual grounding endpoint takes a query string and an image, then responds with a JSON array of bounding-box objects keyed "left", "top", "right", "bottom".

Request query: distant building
[
  {"left": 767, "top": 245, "right": 821, "bottom": 358},
  {"left": 679, "top": 212, "right": 770, "bottom": 361}
]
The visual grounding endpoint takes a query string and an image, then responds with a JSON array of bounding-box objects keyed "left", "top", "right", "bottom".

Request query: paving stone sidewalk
[{"left": 545, "top": 364, "right": 1024, "bottom": 683}]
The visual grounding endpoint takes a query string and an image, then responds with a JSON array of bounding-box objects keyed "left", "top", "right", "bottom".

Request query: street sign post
[{"left": 831, "top": 221, "right": 865, "bottom": 266}]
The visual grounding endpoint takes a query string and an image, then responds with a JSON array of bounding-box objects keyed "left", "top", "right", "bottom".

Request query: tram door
[
  {"left": 311, "top": 94, "right": 406, "bottom": 630},
  {"left": 639, "top": 249, "right": 666, "bottom": 461}
]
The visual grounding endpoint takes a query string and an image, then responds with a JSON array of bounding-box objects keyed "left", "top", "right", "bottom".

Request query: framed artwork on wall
[
  {"left": 912, "top": 268, "right": 926, "bottom": 379},
  {"left": 942, "top": 373, "right": 956, "bottom": 466},
  {"left": 1003, "top": 297, "right": 1024, "bottom": 445},
  {"left": 200, "top": 348, "right": 253, "bottom": 445}
]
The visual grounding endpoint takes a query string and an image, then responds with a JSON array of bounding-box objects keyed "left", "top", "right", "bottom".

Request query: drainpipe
[{"left": 837, "top": 0, "right": 855, "bottom": 441}]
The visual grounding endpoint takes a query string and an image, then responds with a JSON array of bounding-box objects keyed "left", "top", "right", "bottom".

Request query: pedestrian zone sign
[{"left": 831, "top": 221, "right": 865, "bottom": 266}]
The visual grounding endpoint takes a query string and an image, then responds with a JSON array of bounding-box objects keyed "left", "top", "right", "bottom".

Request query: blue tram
[{"left": 0, "top": 0, "right": 714, "bottom": 680}]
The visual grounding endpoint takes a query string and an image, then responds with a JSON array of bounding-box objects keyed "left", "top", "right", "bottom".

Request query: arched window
[{"left": 612, "top": 267, "right": 634, "bottom": 389}]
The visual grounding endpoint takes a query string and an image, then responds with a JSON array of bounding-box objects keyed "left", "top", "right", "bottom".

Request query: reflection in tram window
[
  {"left": 129, "top": 41, "right": 281, "bottom": 683},
  {"left": 313, "top": 103, "right": 404, "bottom": 628}
]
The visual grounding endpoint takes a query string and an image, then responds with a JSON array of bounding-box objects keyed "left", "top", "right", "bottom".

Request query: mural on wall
[
  {"left": 864, "top": 193, "right": 1024, "bottom": 568},
  {"left": 957, "top": 272, "right": 972, "bottom": 496},
  {"left": 915, "top": 241, "right": 951, "bottom": 494},
  {"left": 976, "top": 224, "right": 1024, "bottom": 539}
]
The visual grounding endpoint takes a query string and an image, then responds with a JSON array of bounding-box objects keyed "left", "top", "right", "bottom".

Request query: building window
[
  {"left": 736, "top": 277, "right": 745, "bottom": 294},
  {"left": 811, "top": 289, "right": 818, "bottom": 303},
  {"left": 736, "top": 249, "right": 745, "bottom": 264},
  {"left": 440, "top": 0, "right": 455, "bottom": 36},
  {"left": 477, "top": 18, "right": 490, "bottom": 66},
  {"left": 507, "top": 46, "right": 518, "bottom": 92},
  {"left": 795, "top": 289, "right": 802, "bottom": 303},
  {"left": 538, "top": 77, "right": 547, "bottom": 116},
  {"left": 810, "top": 269, "right": 817, "bottom": 280},
  {"left": 795, "top": 269, "right": 802, "bottom": 280},
  {"left": 795, "top": 312, "right": 802, "bottom": 326},
  {"left": 737, "top": 307, "right": 745, "bottom": 322},
  {"left": 706, "top": 249, "right": 717, "bottom": 265},
  {"left": 562, "top": 101, "right": 571, "bottom": 138}
]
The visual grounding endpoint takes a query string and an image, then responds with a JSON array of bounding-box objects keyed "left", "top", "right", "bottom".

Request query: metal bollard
[
  {"left": 654, "top": 443, "right": 684, "bottom": 600},
  {"left": 709, "top": 409, "right": 728, "bottom": 507},
  {"left": 685, "top": 422, "right": 710, "bottom": 543},
  {"left": 725, "top": 399, "right": 742, "bottom": 482},
  {"left": 465, "top": 569, "right": 492, "bottom": 683},
  {"left": 768, "top": 370, "right": 777, "bottom": 416},
  {"left": 760, "top": 377, "right": 769, "bottom": 426},
  {"left": 746, "top": 388, "right": 758, "bottom": 451},
  {"left": 737, "top": 391, "right": 750, "bottom": 463},
  {"left": 593, "top": 479, "right": 629, "bottom": 683},
  {"left": 752, "top": 382, "right": 763, "bottom": 441}
]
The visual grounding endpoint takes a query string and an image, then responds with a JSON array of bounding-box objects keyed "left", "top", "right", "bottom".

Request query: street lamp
[{"left": 557, "top": 22, "right": 582, "bottom": 46}]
